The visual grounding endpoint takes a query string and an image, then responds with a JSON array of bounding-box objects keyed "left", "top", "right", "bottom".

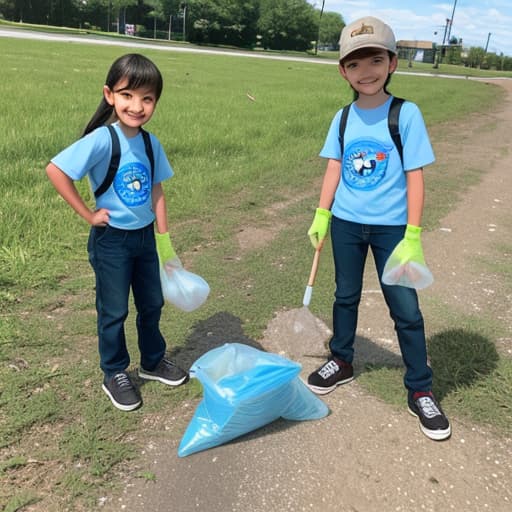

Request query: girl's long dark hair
[{"left": 82, "top": 53, "right": 163, "bottom": 136}]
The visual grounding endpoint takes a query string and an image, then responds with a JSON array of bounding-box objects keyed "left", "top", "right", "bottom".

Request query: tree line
[
  {"left": 2, "top": 1, "right": 511, "bottom": 69},
  {"left": 0, "top": 0, "right": 345, "bottom": 51}
]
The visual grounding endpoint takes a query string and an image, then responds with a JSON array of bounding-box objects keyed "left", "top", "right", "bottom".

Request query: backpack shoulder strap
[
  {"left": 140, "top": 128, "right": 155, "bottom": 181},
  {"left": 338, "top": 98, "right": 405, "bottom": 166},
  {"left": 338, "top": 102, "right": 353, "bottom": 156},
  {"left": 388, "top": 96, "right": 405, "bottom": 166},
  {"left": 94, "top": 126, "right": 155, "bottom": 199},
  {"left": 94, "top": 125, "right": 120, "bottom": 199}
]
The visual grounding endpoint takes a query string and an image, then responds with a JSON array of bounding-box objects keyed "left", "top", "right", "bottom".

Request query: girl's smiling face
[
  {"left": 103, "top": 79, "right": 158, "bottom": 137},
  {"left": 339, "top": 49, "right": 397, "bottom": 100}
]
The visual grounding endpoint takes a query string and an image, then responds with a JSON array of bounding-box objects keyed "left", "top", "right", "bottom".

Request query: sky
[{"left": 310, "top": 1, "right": 512, "bottom": 57}]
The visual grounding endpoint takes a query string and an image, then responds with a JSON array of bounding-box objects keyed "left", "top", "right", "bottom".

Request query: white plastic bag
[
  {"left": 159, "top": 258, "right": 210, "bottom": 312},
  {"left": 382, "top": 260, "right": 434, "bottom": 290},
  {"left": 178, "top": 343, "right": 329, "bottom": 457}
]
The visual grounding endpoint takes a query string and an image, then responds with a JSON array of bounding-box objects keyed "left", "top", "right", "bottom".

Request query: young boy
[{"left": 306, "top": 16, "right": 451, "bottom": 441}]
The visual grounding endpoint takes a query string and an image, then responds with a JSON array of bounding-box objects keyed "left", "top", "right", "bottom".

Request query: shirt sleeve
[
  {"left": 150, "top": 134, "right": 174, "bottom": 184},
  {"left": 50, "top": 128, "right": 111, "bottom": 181},
  {"left": 400, "top": 102, "right": 435, "bottom": 171},
  {"left": 319, "top": 109, "right": 343, "bottom": 160}
]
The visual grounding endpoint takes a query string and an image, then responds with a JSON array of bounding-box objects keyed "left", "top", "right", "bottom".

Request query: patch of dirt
[
  {"left": 101, "top": 79, "right": 512, "bottom": 512},
  {"left": 236, "top": 192, "right": 313, "bottom": 253}
]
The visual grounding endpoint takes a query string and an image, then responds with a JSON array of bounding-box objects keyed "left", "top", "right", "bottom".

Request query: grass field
[{"left": 0, "top": 34, "right": 511, "bottom": 511}]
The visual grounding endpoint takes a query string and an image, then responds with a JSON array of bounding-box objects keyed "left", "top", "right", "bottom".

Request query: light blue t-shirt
[
  {"left": 51, "top": 123, "right": 173, "bottom": 229},
  {"left": 320, "top": 96, "right": 435, "bottom": 225}
]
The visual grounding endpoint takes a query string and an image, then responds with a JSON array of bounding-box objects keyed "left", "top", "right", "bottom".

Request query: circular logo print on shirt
[
  {"left": 343, "top": 138, "right": 391, "bottom": 190},
  {"left": 113, "top": 162, "right": 151, "bottom": 207}
]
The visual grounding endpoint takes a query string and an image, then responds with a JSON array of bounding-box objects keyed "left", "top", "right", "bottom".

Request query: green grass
[
  {"left": 397, "top": 58, "right": 512, "bottom": 78},
  {"left": 0, "top": 34, "right": 511, "bottom": 510}
]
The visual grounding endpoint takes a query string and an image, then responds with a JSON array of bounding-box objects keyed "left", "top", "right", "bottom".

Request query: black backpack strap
[
  {"left": 94, "top": 125, "right": 120, "bottom": 198},
  {"left": 338, "top": 103, "right": 352, "bottom": 156},
  {"left": 338, "top": 98, "right": 405, "bottom": 166},
  {"left": 94, "top": 126, "right": 155, "bottom": 199},
  {"left": 140, "top": 128, "right": 154, "bottom": 181},
  {"left": 388, "top": 96, "right": 405, "bottom": 166}
]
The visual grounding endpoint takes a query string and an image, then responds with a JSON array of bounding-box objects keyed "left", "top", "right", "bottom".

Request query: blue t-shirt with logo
[
  {"left": 51, "top": 123, "right": 173, "bottom": 229},
  {"left": 320, "top": 96, "right": 435, "bottom": 225}
]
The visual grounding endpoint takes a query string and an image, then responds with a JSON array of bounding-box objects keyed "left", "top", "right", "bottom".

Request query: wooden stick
[{"left": 307, "top": 247, "right": 321, "bottom": 287}]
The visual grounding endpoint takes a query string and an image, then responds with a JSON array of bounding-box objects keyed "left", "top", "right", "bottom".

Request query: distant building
[{"left": 397, "top": 40, "right": 435, "bottom": 64}]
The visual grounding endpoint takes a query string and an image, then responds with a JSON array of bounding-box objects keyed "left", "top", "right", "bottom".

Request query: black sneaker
[
  {"left": 102, "top": 372, "right": 142, "bottom": 411},
  {"left": 307, "top": 357, "right": 354, "bottom": 395},
  {"left": 408, "top": 391, "right": 451, "bottom": 441},
  {"left": 139, "top": 358, "right": 189, "bottom": 386}
]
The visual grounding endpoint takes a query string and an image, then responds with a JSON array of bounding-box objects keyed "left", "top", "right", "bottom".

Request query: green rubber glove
[
  {"left": 307, "top": 208, "right": 332, "bottom": 249},
  {"left": 393, "top": 224, "right": 425, "bottom": 263},
  {"left": 155, "top": 232, "right": 177, "bottom": 264},
  {"left": 382, "top": 225, "right": 433, "bottom": 289}
]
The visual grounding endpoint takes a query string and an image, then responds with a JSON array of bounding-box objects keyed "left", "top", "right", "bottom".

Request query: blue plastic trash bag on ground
[{"left": 178, "top": 343, "right": 329, "bottom": 457}]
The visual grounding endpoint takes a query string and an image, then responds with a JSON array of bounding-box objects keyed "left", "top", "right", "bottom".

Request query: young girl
[
  {"left": 306, "top": 17, "right": 451, "bottom": 441},
  {"left": 46, "top": 53, "right": 188, "bottom": 411}
]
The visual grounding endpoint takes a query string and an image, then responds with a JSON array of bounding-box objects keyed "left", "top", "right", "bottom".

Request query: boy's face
[{"left": 338, "top": 49, "right": 397, "bottom": 97}]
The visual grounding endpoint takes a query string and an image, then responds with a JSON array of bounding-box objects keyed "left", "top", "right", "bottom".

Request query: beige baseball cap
[{"left": 339, "top": 16, "right": 396, "bottom": 61}]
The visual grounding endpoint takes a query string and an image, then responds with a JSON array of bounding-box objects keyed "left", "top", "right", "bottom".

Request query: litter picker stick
[{"left": 303, "top": 246, "right": 322, "bottom": 307}]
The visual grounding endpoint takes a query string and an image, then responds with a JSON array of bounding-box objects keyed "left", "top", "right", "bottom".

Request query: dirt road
[{"left": 102, "top": 80, "right": 512, "bottom": 512}]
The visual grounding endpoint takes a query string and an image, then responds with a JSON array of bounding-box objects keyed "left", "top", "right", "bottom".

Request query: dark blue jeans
[
  {"left": 87, "top": 224, "right": 166, "bottom": 377},
  {"left": 329, "top": 217, "right": 432, "bottom": 392}
]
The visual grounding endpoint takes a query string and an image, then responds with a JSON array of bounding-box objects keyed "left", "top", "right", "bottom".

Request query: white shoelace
[
  {"left": 318, "top": 360, "right": 340, "bottom": 379},
  {"left": 416, "top": 396, "right": 441, "bottom": 419},
  {"left": 113, "top": 373, "right": 132, "bottom": 389}
]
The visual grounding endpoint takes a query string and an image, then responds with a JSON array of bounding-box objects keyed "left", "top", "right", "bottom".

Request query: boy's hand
[
  {"left": 307, "top": 208, "right": 332, "bottom": 249},
  {"left": 382, "top": 225, "right": 433, "bottom": 289},
  {"left": 308, "top": 208, "right": 332, "bottom": 249},
  {"left": 392, "top": 224, "right": 425, "bottom": 263},
  {"left": 155, "top": 232, "right": 177, "bottom": 264}
]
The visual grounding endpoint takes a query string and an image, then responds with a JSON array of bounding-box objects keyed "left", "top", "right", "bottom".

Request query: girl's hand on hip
[{"left": 90, "top": 208, "right": 110, "bottom": 227}]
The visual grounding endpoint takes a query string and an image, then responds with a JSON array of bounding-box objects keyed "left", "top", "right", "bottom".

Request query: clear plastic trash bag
[
  {"left": 159, "top": 257, "right": 210, "bottom": 312},
  {"left": 382, "top": 260, "right": 434, "bottom": 290},
  {"left": 178, "top": 343, "right": 329, "bottom": 457}
]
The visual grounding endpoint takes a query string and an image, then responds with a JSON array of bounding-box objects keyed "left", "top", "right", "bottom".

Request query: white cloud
[{"left": 310, "top": 0, "right": 512, "bottom": 56}]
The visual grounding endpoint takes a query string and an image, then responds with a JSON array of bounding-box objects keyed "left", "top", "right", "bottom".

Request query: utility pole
[
  {"left": 434, "top": 19, "right": 450, "bottom": 69},
  {"left": 442, "top": 18, "right": 450, "bottom": 46},
  {"left": 446, "top": 0, "right": 458, "bottom": 43},
  {"left": 315, "top": 0, "right": 325, "bottom": 56},
  {"left": 484, "top": 32, "right": 491, "bottom": 53},
  {"left": 181, "top": 3, "right": 187, "bottom": 42}
]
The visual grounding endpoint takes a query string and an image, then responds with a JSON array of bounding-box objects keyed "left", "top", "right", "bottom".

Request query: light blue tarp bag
[{"left": 178, "top": 343, "right": 329, "bottom": 457}]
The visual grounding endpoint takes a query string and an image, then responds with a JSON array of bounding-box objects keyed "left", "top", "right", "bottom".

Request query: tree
[
  {"left": 185, "top": 0, "right": 259, "bottom": 47},
  {"left": 258, "top": 0, "right": 317, "bottom": 52},
  {"left": 318, "top": 11, "right": 344, "bottom": 49},
  {"left": 466, "top": 46, "right": 486, "bottom": 68},
  {"left": 146, "top": 0, "right": 165, "bottom": 37},
  {"left": 111, "top": 0, "right": 137, "bottom": 32},
  {"left": 1, "top": 0, "right": 78, "bottom": 25}
]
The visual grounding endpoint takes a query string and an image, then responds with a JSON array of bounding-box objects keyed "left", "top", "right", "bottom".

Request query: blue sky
[{"left": 310, "top": 1, "right": 512, "bottom": 56}]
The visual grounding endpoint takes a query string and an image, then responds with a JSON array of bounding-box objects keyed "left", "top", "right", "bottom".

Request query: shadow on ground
[
  {"left": 428, "top": 328, "right": 500, "bottom": 399},
  {"left": 160, "top": 313, "right": 501, "bottom": 455},
  {"left": 170, "top": 311, "right": 265, "bottom": 369}
]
